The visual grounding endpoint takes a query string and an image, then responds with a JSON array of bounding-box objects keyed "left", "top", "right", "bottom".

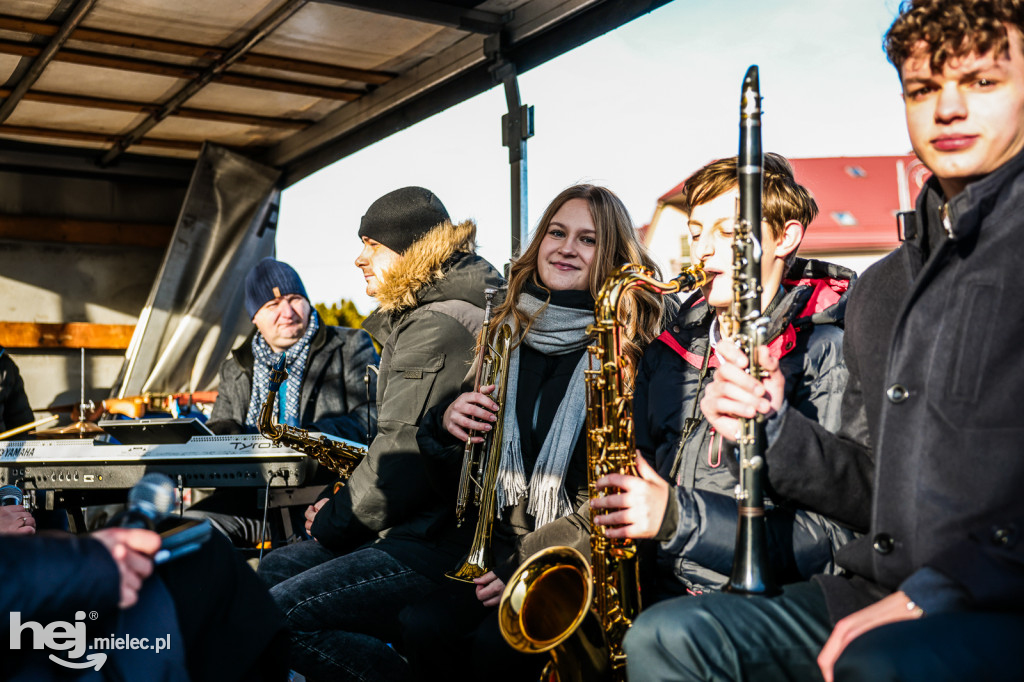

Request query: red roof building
[{"left": 644, "top": 154, "right": 932, "bottom": 277}]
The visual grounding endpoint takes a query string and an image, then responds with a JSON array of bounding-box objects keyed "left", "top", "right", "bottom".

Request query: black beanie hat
[
  {"left": 358, "top": 186, "right": 450, "bottom": 255},
  {"left": 245, "top": 257, "right": 308, "bottom": 319}
]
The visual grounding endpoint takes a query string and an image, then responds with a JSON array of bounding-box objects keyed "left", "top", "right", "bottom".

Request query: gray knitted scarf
[{"left": 495, "top": 291, "right": 594, "bottom": 528}]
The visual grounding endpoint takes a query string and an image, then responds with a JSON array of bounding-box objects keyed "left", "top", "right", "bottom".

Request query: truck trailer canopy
[{"left": 0, "top": 0, "right": 670, "bottom": 409}]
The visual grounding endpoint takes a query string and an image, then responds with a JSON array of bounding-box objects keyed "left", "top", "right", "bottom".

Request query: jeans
[
  {"left": 625, "top": 579, "right": 1024, "bottom": 682},
  {"left": 398, "top": 580, "right": 546, "bottom": 682},
  {"left": 624, "top": 581, "right": 832, "bottom": 682},
  {"left": 834, "top": 611, "right": 1024, "bottom": 682},
  {"left": 261, "top": 542, "right": 433, "bottom": 682}
]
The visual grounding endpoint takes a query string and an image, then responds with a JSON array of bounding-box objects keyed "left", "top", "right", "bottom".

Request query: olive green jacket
[{"left": 310, "top": 221, "right": 503, "bottom": 568}]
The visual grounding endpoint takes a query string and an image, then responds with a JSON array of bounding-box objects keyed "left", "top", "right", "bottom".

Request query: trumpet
[
  {"left": 257, "top": 356, "right": 366, "bottom": 478},
  {"left": 454, "top": 287, "right": 498, "bottom": 526},
  {"left": 447, "top": 319, "right": 514, "bottom": 582},
  {"left": 498, "top": 263, "right": 708, "bottom": 681}
]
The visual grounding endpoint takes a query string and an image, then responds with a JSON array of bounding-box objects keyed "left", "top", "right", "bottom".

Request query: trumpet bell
[{"left": 446, "top": 544, "right": 491, "bottom": 583}]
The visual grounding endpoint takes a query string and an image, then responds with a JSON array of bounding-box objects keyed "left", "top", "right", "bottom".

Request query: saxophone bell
[{"left": 498, "top": 546, "right": 611, "bottom": 682}]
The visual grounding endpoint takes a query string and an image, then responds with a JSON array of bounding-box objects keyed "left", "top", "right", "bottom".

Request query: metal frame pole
[{"left": 487, "top": 35, "right": 534, "bottom": 260}]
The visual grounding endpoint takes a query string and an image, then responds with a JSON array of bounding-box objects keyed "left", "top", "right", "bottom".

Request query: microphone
[
  {"left": 110, "top": 473, "right": 177, "bottom": 529},
  {"left": 0, "top": 484, "right": 23, "bottom": 506},
  {"left": 107, "top": 473, "right": 211, "bottom": 563}
]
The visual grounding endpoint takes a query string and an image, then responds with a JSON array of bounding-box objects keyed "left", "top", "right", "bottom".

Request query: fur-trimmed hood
[{"left": 373, "top": 219, "right": 483, "bottom": 313}]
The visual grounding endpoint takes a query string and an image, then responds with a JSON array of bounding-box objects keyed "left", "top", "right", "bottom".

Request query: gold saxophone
[
  {"left": 257, "top": 357, "right": 366, "bottom": 478},
  {"left": 498, "top": 262, "right": 708, "bottom": 682}
]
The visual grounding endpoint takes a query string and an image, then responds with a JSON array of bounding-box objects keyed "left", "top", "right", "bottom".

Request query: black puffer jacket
[
  {"left": 634, "top": 258, "right": 858, "bottom": 594},
  {"left": 207, "top": 322, "right": 379, "bottom": 442},
  {"left": 311, "top": 221, "right": 504, "bottom": 572},
  {"left": 771, "top": 148, "right": 1024, "bottom": 621}
]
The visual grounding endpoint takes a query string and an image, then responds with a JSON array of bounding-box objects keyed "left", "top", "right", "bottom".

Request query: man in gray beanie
[
  {"left": 259, "top": 186, "right": 505, "bottom": 681},
  {"left": 198, "top": 257, "right": 380, "bottom": 546}
]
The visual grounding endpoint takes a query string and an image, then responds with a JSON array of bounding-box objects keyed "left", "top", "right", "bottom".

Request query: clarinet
[{"left": 722, "top": 65, "right": 779, "bottom": 596}]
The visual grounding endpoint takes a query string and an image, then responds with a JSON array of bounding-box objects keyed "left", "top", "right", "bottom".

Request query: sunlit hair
[
  {"left": 885, "top": 0, "right": 1024, "bottom": 74},
  {"left": 488, "top": 184, "right": 664, "bottom": 386},
  {"left": 677, "top": 153, "right": 818, "bottom": 244}
]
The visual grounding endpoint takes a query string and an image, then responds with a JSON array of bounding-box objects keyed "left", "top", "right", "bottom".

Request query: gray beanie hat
[{"left": 358, "top": 186, "right": 450, "bottom": 254}]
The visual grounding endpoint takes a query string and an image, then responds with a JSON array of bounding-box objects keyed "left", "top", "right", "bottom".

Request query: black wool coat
[
  {"left": 769, "top": 147, "right": 1024, "bottom": 621},
  {"left": 0, "top": 350, "right": 34, "bottom": 433}
]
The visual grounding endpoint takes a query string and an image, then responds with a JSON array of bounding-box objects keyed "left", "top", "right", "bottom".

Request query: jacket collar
[
  {"left": 372, "top": 220, "right": 477, "bottom": 313},
  {"left": 915, "top": 144, "right": 1024, "bottom": 247},
  {"left": 658, "top": 257, "right": 854, "bottom": 369}
]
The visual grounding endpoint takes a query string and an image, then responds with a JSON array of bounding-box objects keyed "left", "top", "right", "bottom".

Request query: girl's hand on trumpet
[
  {"left": 443, "top": 385, "right": 499, "bottom": 443},
  {"left": 473, "top": 571, "right": 506, "bottom": 607}
]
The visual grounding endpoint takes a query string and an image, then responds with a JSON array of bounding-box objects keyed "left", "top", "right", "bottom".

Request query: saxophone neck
[
  {"left": 673, "top": 262, "right": 708, "bottom": 291},
  {"left": 258, "top": 356, "right": 289, "bottom": 441}
]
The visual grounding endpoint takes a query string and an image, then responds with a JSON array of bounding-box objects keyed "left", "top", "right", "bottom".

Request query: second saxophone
[{"left": 257, "top": 356, "right": 366, "bottom": 478}]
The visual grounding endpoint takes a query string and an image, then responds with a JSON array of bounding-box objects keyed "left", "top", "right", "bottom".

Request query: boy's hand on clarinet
[{"left": 701, "top": 338, "right": 784, "bottom": 442}]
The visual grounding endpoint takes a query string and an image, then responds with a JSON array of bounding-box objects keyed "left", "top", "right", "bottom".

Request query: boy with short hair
[{"left": 593, "top": 153, "right": 857, "bottom": 598}]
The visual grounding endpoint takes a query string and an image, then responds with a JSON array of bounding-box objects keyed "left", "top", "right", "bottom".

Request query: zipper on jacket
[
  {"left": 670, "top": 342, "right": 714, "bottom": 483},
  {"left": 940, "top": 203, "right": 954, "bottom": 239}
]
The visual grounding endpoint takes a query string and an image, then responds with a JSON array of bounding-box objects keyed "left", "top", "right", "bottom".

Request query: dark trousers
[
  {"left": 398, "top": 580, "right": 547, "bottom": 682},
  {"left": 834, "top": 611, "right": 1024, "bottom": 682},
  {"left": 625, "top": 580, "right": 1024, "bottom": 682},
  {"left": 157, "top": 529, "right": 290, "bottom": 682},
  {"left": 259, "top": 541, "right": 433, "bottom": 682}
]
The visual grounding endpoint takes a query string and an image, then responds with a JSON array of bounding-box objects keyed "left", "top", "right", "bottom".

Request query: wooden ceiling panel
[
  {"left": 5, "top": 98, "right": 142, "bottom": 133},
  {"left": 256, "top": 3, "right": 452, "bottom": 70},
  {"left": 31, "top": 61, "right": 182, "bottom": 101},
  {"left": 184, "top": 83, "right": 339, "bottom": 120},
  {"left": 2, "top": 0, "right": 60, "bottom": 23},
  {"left": 0, "top": 54, "right": 22, "bottom": 82},
  {"left": 148, "top": 115, "right": 294, "bottom": 148},
  {"left": 81, "top": 0, "right": 283, "bottom": 48}
]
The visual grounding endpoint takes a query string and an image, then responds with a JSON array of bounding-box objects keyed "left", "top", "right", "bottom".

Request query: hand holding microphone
[
  {"left": 0, "top": 484, "right": 35, "bottom": 535},
  {"left": 108, "top": 473, "right": 212, "bottom": 564},
  {"left": 96, "top": 473, "right": 213, "bottom": 607}
]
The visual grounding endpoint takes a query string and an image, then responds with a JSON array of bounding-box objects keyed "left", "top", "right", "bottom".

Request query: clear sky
[{"left": 278, "top": 0, "right": 908, "bottom": 315}]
